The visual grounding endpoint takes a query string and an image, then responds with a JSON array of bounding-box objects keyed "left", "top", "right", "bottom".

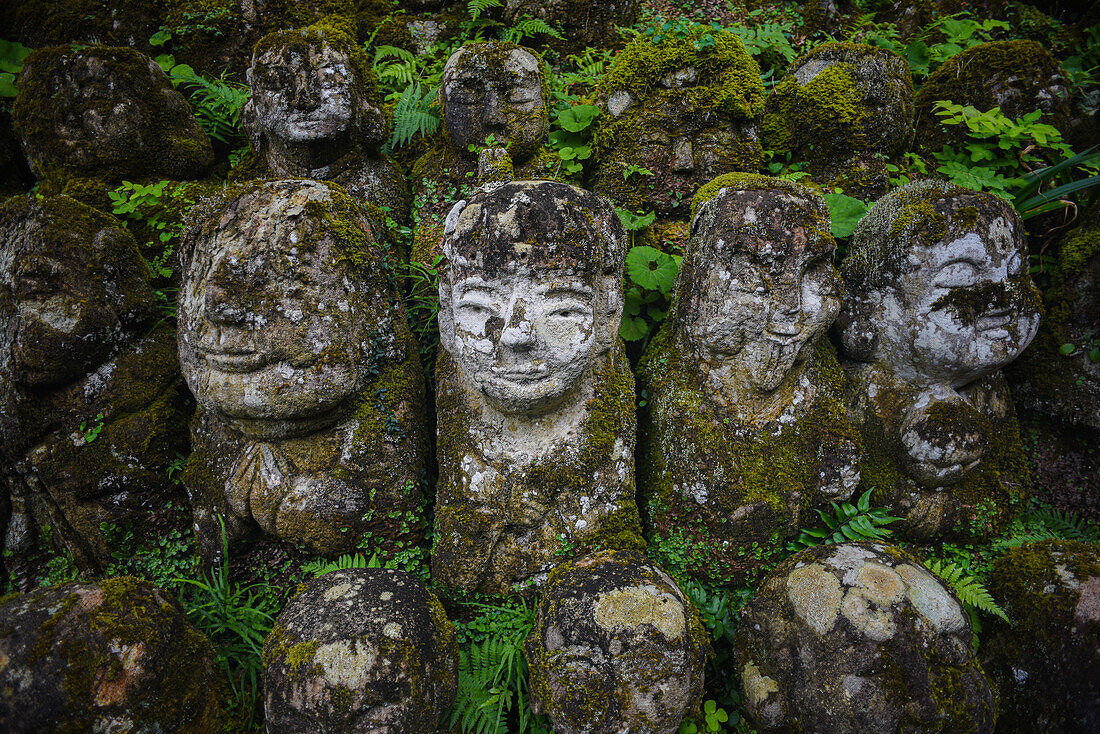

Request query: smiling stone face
[
  {"left": 439, "top": 180, "right": 624, "bottom": 416},
  {"left": 841, "top": 180, "right": 1041, "bottom": 386},
  {"left": 681, "top": 181, "right": 840, "bottom": 394},
  {"left": 178, "top": 180, "right": 389, "bottom": 436},
  {"left": 242, "top": 25, "right": 387, "bottom": 175},
  {"left": 439, "top": 43, "right": 548, "bottom": 162}
]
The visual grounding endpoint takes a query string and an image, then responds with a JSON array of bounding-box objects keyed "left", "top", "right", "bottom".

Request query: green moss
[
  {"left": 637, "top": 333, "right": 860, "bottom": 584},
  {"left": 690, "top": 172, "right": 827, "bottom": 222}
]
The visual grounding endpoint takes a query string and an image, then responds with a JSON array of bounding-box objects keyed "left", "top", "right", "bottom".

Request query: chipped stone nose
[
  {"left": 484, "top": 91, "right": 506, "bottom": 130},
  {"left": 767, "top": 276, "right": 802, "bottom": 335},
  {"left": 500, "top": 300, "right": 535, "bottom": 350},
  {"left": 671, "top": 139, "right": 694, "bottom": 173}
]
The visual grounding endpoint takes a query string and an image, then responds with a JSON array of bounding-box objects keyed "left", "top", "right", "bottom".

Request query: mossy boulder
[
  {"left": 982, "top": 539, "right": 1099, "bottom": 733},
  {"left": 593, "top": 28, "right": 765, "bottom": 218},
  {"left": 525, "top": 549, "right": 710, "bottom": 733},
  {"left": 1008, "top": 219, "right": 1100, "bottom": 429},
  {"left": 913, "top": 40, "right": 1074, "bottom": 152},
  {"left": 0, "top": 195, "right": 190, "bottom": 571},
  {"left": 638, "top": 174, "right": 860, "bottom": 585},
  {"left": 0, "top": 576, "right": 226, "bottom": 732},
  {"left": 762, "top": 42, "right": 913, "bottom": 199},
  {"left": 735, "top": 542, "right": 996, "bottom": 734},
  {"left": 178, "top": 179, "right": 427, "bottom": 561},
  {"left": 262, "top": 568, "right": 458, "bottom": 732},
  {"left": 13, "top": 45, "right": 213, "bottom": 190}
]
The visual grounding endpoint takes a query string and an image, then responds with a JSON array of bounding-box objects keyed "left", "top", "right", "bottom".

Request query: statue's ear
[
  {"left": 437, "top": 275, "right": 456, "bottom": 355},
  {"left": 836, "top": 289, "right": 879, "bottom": 362}
]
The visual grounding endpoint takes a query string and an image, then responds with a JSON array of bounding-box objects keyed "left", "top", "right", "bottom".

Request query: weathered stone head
[
  {"left": 0, "top": 195, "right": 154, "bottom": 391},
  {"left": 594, "top": 29, "right": 765, "bottom": 217},
  {"left": 677, "top": 174, "right": 840, "bottom": 395},
  {"left": 263, "top": 568, "right": 458, "bottom": 733},
  {"left": 242, "top": 23, "right": 387, "bottom": 176},
  {"left": 440, "top": 42, "right": 548, "bottom": 161},
  {"left": 839, "top": 179, "right": 1041, "bottom": 386},
  {"left": 12, "top": 45, "right": 213, "bottom": 186},
  {"left": 526, "top": 550, "right": 710, "bottom": 733},
  {"left": 439, "top": 180, "right": 625, "bottom": 415},
  {"left": 179, "top": 180, "right": 395, "bottom": 438},
  {"left": 736, "top": 542, "right": 996, "bottom": 733}
]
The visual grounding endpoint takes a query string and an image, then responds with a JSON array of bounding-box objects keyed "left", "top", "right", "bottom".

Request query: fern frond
[
  {"left": 372, "top": 44, "right": 416, "bottom": 66},
  {"left": 1024, "top": 503, "right": 1100, "bottom": 542},
  {"left": 386, "top": 83, "right": 441, "bottom": 152},
  {"left": 787, "top": 488, "right": 902, "bottom": 552},
  {"left": 467, "top": 0, "right": 503, "bottom": 22},
  {"left": 924, "top": 559, "right": 1009, "bottom": 622},
  {"left": 503, "top": 17, "right": 564, "bottom": 43}
]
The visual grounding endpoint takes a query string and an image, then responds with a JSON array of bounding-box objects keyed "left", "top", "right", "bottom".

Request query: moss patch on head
[{"left": 690, "top": 172, "right": 827, "bottom": 223}]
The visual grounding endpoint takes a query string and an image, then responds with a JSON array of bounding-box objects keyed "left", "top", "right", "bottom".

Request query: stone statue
[
  {"left": 178, "top": 179, "right": 426, "bottom": 560},
  {"left": 593, "top": 29, "right": 765, "bottom": 219},
  {"left": 837, "top": 179, "right": 1041, "bottom": 538},
  {"left": 410, "top": 42, "right": 560, "bottom": 263},
  {"left": 0, "top": 195, "right": 189, "bottom": 571},
  {"left": 240, "top": 22, "right": 410, "bottom": 221},
  {"left": 12, "top": 45, "right": 213, "bottom": 193},
  {"left": 432, "top": 180, "right": 645, "bottom": 597},
  {"left": 637, "top": 174, "right": 860, "bottom": 584}
]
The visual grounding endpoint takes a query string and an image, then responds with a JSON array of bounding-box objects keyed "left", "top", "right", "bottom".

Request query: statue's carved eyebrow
[
  {"left": 540, "top": 284, "right": 594, "bottom": 299},
  {"left": 453, "top": 277, "right": 499, "bottom": 296}
]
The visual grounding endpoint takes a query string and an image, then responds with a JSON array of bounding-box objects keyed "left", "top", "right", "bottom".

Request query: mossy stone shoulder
[
  {"left": 736, "top": 542, "right": 996, "bottom": 734},
  {"left": 525, "top": 549, "right": 709, "bottom": 733},
  {"left": 982, "top": 540, "right": 1100, "bottom": 733},
  {"left": 13, "top": 45, "right": 214, "bottom": 189},
  {"left": 0, "top": 577, "right": 226, "bottom": 733}
]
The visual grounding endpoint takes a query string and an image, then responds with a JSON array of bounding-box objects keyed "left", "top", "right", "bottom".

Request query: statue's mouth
[
  {"left": 198, "top": 346, "right": 267, "bottom": 373},
  {"left": 978, "top": 309, "right": 1012, "bottom": 331},
  {"left": 491, "top": 365, "right": 550, "bottom": 383}
]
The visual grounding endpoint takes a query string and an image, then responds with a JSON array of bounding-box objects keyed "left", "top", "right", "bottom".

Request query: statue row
[{"left": 0, "top": 171, "right": 1041, "bottom": 593}]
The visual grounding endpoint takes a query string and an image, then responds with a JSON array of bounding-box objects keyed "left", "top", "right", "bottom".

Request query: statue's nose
[{"left": 499, "top": 299, "right": 535, "bottom": 351}]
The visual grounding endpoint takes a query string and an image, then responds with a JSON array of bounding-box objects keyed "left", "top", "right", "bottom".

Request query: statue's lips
[
  {"left": 978, "top": 310, "right": 1012, "bottom": 331},
  {"left": 490, "top": 365, "right": 550, "bottom": 383},
  {"left": 198, "top": 346, "right": 268, "bottom": 373}
]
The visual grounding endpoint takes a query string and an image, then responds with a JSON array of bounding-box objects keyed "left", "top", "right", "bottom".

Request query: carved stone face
[
  {"left": 179, "top": 182, "right": 385, "bottom": 433},
  {"left": 683, "top": 185, "right": 839, "bottom": 393},
  {"left": 244, "top": 35, "right": 386, "bottom": 171},
  {"left": 440, "top": 43, "right": 547, "bottom": 160},
  {"left": 448, "top": 270, "right": 600, "bottom": 413},
  {"left": 889, "top": 217, "right": 1038, "bottom": 383},
  {"left": 439, "top": 181, "right": 625, "bottom": 416}
]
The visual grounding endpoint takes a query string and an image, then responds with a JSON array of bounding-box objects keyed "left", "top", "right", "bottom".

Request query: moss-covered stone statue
[
  {"left": 638, "top": 174, "right": 861, "bottom": 585},
  {"left": 0, "top": 576, "right": 226, "bottom": 732},
  {"left": 592, "top": 28, "right": 764, "bottom": 219},
  {"left": 837, "top": 179, "right": 1041, "bottom": 539},
  {"left": 762, "top": 42, "right": 913, "bottom": 199},
  {"left": 1008, "top": 217, "right": 1100, "bottom": 429},
  {"left": 178, "top": 179, "right": 427, "bottom": 561},
  {"left": 432, "top": 180, "right": 645, "bottom": 598},
  {"left": 239, "top": 22, "right": 411, "bottom": 222},
  {"left": 410, "top": 41, "right": 560, "bottom": 263},
  {"left": 0, "top": 195, "right": 190, "bottom": 571},
  {"left": 735, "top": 542, "right": 996, "bottom": 734},
  {"left": 11, "top": 45, "right": 213, "bottom": 194},
  {"left": 982, "top": 539, "right": 1100, "bottom": 733},
  {"left": 914, "top": 40, "right": 1075, "bottom": 152},
  {"left": 502, "top": 0, "right": 639, "bottom": 55},
  {"left": 525, "top": 549, "right": 709, "bottom": 733},
  {"left": 263, "top": 568, "right": 458, "bottom": 732}
]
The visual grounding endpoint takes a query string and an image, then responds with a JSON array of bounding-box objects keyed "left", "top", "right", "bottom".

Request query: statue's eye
[
  {"left": 550, "top": 306, "right": 587, "bottom": 319},
  {"left": 934, "top": 260, "right": 979, "bottom": 288}
]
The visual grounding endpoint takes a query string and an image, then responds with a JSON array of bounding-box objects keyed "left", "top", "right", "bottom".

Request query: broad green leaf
[
  {"left": 620, "top": 315, "right": 649, "bottom": 341},
  {"left": 557, "top": 104, "right": 600, "bottom": 132},
  {"left": 626, "top": 245, "right": 677, "bottom": 293},
  {"left": 823, "top": 192, "right": 868, "bottom": 238}
]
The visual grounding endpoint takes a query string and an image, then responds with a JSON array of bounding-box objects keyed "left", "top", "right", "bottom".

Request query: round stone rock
[
  {"left": 525, "top": 549, "right": 710, "bottom": 734},
  {"left": 735, "top": 542, "right": 996, "bottom": 734},
  {"left": 262, "top": 568, "right": 458, "bottom": 733}
]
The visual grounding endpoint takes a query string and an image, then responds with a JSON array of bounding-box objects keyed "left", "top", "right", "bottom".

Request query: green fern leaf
[
  {"left": 467, "top": 0, "right": 503, "bottom": 22},
  {"left": 503, "top": 17, "right": 564, "bottom": 43},
  {"left": 386, "top": 83, "right": 441, "bottom": 152},
  {"left": 924, "top": 559, "right": 1009, "bottom": 622}
]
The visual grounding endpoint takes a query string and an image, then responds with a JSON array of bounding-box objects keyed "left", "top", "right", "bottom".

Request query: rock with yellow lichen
[
  {"left": 525, "top": 549, "right": 710, "bottom": 734},
  {"left": 262, "top": 567, "right": 458, "bottom": 733},
  {"left": 735, "top": 542, "right": 996, "bottom": 734},
  {"left": 0, "top": 576, "right": 226, "bottom": 733}
]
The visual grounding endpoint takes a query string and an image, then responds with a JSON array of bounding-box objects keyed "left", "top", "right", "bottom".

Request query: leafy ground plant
[
  {"left": 787, "top": 488, "right": 902, "bottom": 552},
  {"left": 620, "top": 241, "right": 678, "bottom": 344}
]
